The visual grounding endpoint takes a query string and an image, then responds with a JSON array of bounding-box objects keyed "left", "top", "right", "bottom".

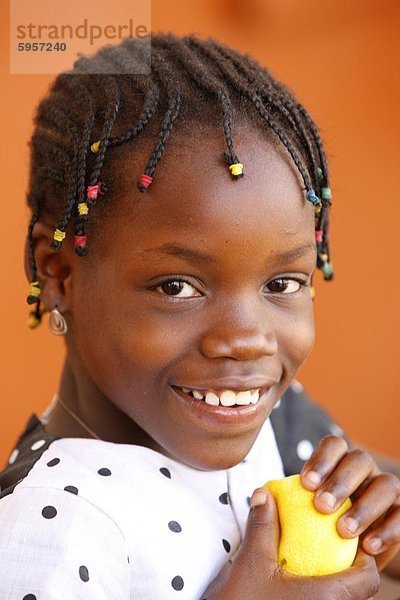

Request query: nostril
[{"left": 200, "top": 330, "right": 278, "bottom": 360}]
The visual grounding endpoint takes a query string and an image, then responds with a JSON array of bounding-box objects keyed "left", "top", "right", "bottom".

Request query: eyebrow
[
  {"left": 139, "top": 242, "right": 316, "bottom": 264},
  {"left": 271, "top": 242, "right": 317, "bottom": 262},
  {"left": 139, "top": 244, "right": 214, "bottom": 264}
]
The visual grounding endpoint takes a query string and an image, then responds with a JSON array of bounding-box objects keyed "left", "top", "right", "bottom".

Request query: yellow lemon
[{"left": 265, "top": 474, "right": 358, "bottom": 576}]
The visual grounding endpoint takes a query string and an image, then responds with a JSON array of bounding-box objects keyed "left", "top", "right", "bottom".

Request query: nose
[{"left": 199, "top": 299, "right": 278, "bottom": 361}]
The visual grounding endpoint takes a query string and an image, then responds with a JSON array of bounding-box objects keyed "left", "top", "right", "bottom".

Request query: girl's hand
[
  {"left": 300, "top": 435, "right": 400, "bottom": 572},
  {"left": 203, "top": 488, "right": 379, "bottom": 600}
]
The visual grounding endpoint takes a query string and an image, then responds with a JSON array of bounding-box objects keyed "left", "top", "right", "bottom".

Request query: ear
[{"left": 24, "top": 221, "right": 73, "bottom": 313}]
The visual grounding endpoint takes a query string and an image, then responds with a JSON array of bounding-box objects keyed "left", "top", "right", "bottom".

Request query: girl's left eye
[
  {"left": 265, "top": 278, "right": 305, "bottom": 294},
  {"left": 154, "top": 280, "right": 202, "bottom": 298}
]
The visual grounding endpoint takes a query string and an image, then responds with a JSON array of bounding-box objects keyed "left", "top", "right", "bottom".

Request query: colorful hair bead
[
  {"left": 317, "top": 167, "right": 324, "bottom": 181},
  {"left": 319, "top": 253, "right": 329, "bottom": 262},
  {"left": 138, "top": 173, "right": 153, "bottom": 191},
  {"left": 306, "top": 188, "right": 321, "bottom": 207},
  {"left": 90, "top": 140, "right": 101, "bottom": 153},
  {"left": 315, "top": 204, "right": 322, "bottom": 215},
  {"left": 321, "top": 187, "right": 332, "bottom": 200},
  {"left": 310, "top": 286, "right": 316, "bottom": 300},
  {"left": 87, "top": 182, "right": 105, "bottom": 201},
  {"left": 228, "top": 163, "right": 244, "bottom": 177},
  {"left": 315, "top": 230, "right": 323, "bottom": 244},
  {"left": 322, "top": 261, "right": 334, "bottom": 278},
  {"left": 27, "top": 311, "right": 41, "bottom": 329},
  {"left": 78, "top": 202, "right": 89, "bottom": 216},
  {"left": 53, "top": 228, "right": 66, "bottom": 242},
  {"left": 27, "top": 281, "right": 40, "bottom": 305},
  {"left": 74, "top": 235, "right": 87, "bottom": 249}
]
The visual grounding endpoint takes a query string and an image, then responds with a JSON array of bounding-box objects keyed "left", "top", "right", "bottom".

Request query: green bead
[
  {"left": 322, "top": 262, "right": 333, "bottom": 276},
  {"left": 321, "top": 187, "right": 332, "bottom": 200},
  {"left": 317, "top": 167, "right": 324, "bottom": 180}
]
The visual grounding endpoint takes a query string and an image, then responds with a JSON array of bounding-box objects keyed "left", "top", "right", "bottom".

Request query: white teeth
[
  {"left": 220, "top": 390, "right": 237, "bottom": 406},
  {"left": 205, "top": 392, "right": 219, "bottom": 406},
  {"left": 181, "top": 387, "right": 262, "bottom": 406},
  {"left": 235, "top": 390, "right": 252, "bottom": 405}
]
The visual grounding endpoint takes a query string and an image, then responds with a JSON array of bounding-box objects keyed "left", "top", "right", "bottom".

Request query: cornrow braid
[
  {"left": 167, "top": 37, "right": 244, "bottom": 178},
  {"left": 74, "top": 75, "right": 120, "bottom": 253},
  {"left": 25, "top": 33, "right": 335, "bottom": 329},
  {"left": 137, "top": 49, "right": 183, "bottom": 192},
  {"left": 104, "top": 42, "right": 161, "bottom": 149}
]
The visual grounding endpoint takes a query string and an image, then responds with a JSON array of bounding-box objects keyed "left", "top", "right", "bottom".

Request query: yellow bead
[
  {"left": 310, "top": 286, "right": 316, "bottom": 300},
  {"left": 53, "top": 229, "right": 66, "bottom": 242},
  {"left": 320, "top": 253, "right": 328, "bottom": 262},
  {"left": 229, "top": 163, "right": 243, "bottom": 176},
  {"left": 78, "top": 202, "right": 89, "bottom": 216},
  {"left": 28, "top": 314, "right": 40, "bottom": 329},
  {"left": 29, "top": 281, "right": 40, "bottom": 297},
  {"left": 91, "top": 140, "right": 101, "bottom": 153}
]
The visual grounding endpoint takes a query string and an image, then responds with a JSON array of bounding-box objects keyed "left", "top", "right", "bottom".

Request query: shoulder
[{"left": 270, "top": 381, "right": 347, "bottom": 475}]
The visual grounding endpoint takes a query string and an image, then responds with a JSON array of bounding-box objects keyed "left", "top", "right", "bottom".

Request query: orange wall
[{"left": 1, "top": 0, "right": 399, "bottom": 463}]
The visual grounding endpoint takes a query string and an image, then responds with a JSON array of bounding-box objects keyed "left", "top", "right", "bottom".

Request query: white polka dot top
[{"left": 0, "top": 416, "right": 284, "bottom": 599}]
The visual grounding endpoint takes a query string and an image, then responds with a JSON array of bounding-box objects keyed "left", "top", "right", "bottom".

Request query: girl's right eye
[{"left": 153, "top": 279, "right": 202, "bottom": 299}]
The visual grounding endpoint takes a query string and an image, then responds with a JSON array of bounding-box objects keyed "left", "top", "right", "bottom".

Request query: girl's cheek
[{"left": 279, "top": 309, "right": 315, "bottom": 371}]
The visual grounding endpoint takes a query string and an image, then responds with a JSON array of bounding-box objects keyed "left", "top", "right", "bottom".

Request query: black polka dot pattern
[
  {"left": 168, "top": 520, "right": 182, "bottom": 533},
  {"left": 222, "top": 539, "right": 231, "bottom": 553},
  {"left": 171, "top": 575, "right": 184, "bottom": 591},
  {"left": 64, "top": 485, "right": 79, "bottom": 495},
  {"left": 42, "top": 505, "right": 57, "bottom": 519},
  {"left": 23, "top": 595, "right": 37, "bottom": 600},
  {"left": 47, "top": 458, "right": 60, "bottom": 467},
  {"left": 160, "top": 467, "right": 171, "bottom": 478},
  {"left": 219, "top": 492, "right": 229, "bottom": 505},
  {"left": 79, "top": 565, "right": 89, "bottom": 582},
  {"left": 97, "top": 468, "right": 111, "bottom": 477}
]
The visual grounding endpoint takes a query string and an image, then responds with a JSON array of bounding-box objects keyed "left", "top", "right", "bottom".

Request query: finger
[
  {"left": 300, "top": 435, "right": 349, "bottom": 491},
  {"left": 239, "top": 487, "right": 280, "bottom": 570},
  {"left": 312, "top": 449, "right": 375, "bottom": 514},
  {"left": 281, "top": 547, "right": 380, "bottom": 600},
  {"left": 337, "top": 473, "right": 400, "bottom": 539},
  {"left": 324, "top": 547, "right": 380, "bottom": 600},
  {"left": 362, "top": 504, "right": 400, "bottom": 556}
]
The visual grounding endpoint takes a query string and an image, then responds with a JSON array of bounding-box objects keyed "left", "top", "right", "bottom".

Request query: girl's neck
[{"left": 44, "top": 358, "right": 157, "bottom": 449}]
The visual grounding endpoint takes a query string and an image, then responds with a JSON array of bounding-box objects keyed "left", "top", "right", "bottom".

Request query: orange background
[{"left": 0, "top": 0, "right": 399, "bottom": 464}]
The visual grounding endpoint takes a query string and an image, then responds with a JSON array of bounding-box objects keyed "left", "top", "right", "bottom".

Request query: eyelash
[{"left": 151, "top": 276, "right": 309, "bottom": 299}]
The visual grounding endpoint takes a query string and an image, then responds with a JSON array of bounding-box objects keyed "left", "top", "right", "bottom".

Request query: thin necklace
[{"left": 55, "top": 394, "right": 101, "bottom": 440}]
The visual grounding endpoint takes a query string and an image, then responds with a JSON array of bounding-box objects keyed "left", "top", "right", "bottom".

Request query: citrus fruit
[{"left": 265, "top": 474, "right": 359, "bottom": 576}]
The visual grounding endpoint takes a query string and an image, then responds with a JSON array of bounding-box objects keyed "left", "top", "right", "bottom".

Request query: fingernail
[
  {"left": 343, "top": 516, "right": 359, "bottom": 534},
  {"left": 368, "top": 537, "right": 382, "bottom": 553},
  {"left": 306, "top": 470, "right": 321, "bottom": 487},
  {"left": 318, "top": 491, "right": 336, "bottom": 510},
  {"left": 250, "top": 489, "right": 268, "bottom": 509}
]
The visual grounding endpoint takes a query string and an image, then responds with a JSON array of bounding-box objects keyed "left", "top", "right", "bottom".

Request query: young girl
[{"left": 0, "top": 33, "right": 399, "bottom": 599}]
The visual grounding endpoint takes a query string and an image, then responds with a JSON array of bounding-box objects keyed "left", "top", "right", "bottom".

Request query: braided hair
[{"left": 25, "top": 33, "right": 334, "bottom": 329}]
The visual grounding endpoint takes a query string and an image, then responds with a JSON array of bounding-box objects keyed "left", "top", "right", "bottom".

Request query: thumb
[{"left": 238, "top": 487, "right": 281, "bottom": 570}]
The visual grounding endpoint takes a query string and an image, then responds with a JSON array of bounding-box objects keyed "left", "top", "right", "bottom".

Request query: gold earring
[{"left": 48, "top": 306, "right": 68, "bottom": 336}]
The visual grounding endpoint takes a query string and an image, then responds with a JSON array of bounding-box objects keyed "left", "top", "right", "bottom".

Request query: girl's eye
[
  {"left": 154, "top": 280, "right": 201, "bottom": 298},
  {"left": 265, "top": 278, "right": 304, "bottom": 294}
]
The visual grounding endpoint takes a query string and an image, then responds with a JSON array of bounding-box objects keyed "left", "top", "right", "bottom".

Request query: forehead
[{"left": 94, "top": 124, "right": 315, "bottom": 256}]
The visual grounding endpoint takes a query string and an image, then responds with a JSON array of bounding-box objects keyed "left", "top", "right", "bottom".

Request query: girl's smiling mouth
[{"left": 170, "top": 379, "right": 278, "bottom": 428}]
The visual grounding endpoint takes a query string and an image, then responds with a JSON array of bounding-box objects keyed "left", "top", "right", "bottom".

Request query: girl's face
[{"left": 64, "top": 126, "right": 317, "bottom": 470}]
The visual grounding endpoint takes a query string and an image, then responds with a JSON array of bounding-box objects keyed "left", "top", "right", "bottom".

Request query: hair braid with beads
[{"left": 25, "top": 33, "right": 334, "bottom": 329}]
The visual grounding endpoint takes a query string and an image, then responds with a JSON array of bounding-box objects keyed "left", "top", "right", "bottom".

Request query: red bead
[
  {"left": 75, "top": 235, "right": 87, "bottom": 249},
  {"left": 138, "top": 174, "right": 153, "bottom": 189}
]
